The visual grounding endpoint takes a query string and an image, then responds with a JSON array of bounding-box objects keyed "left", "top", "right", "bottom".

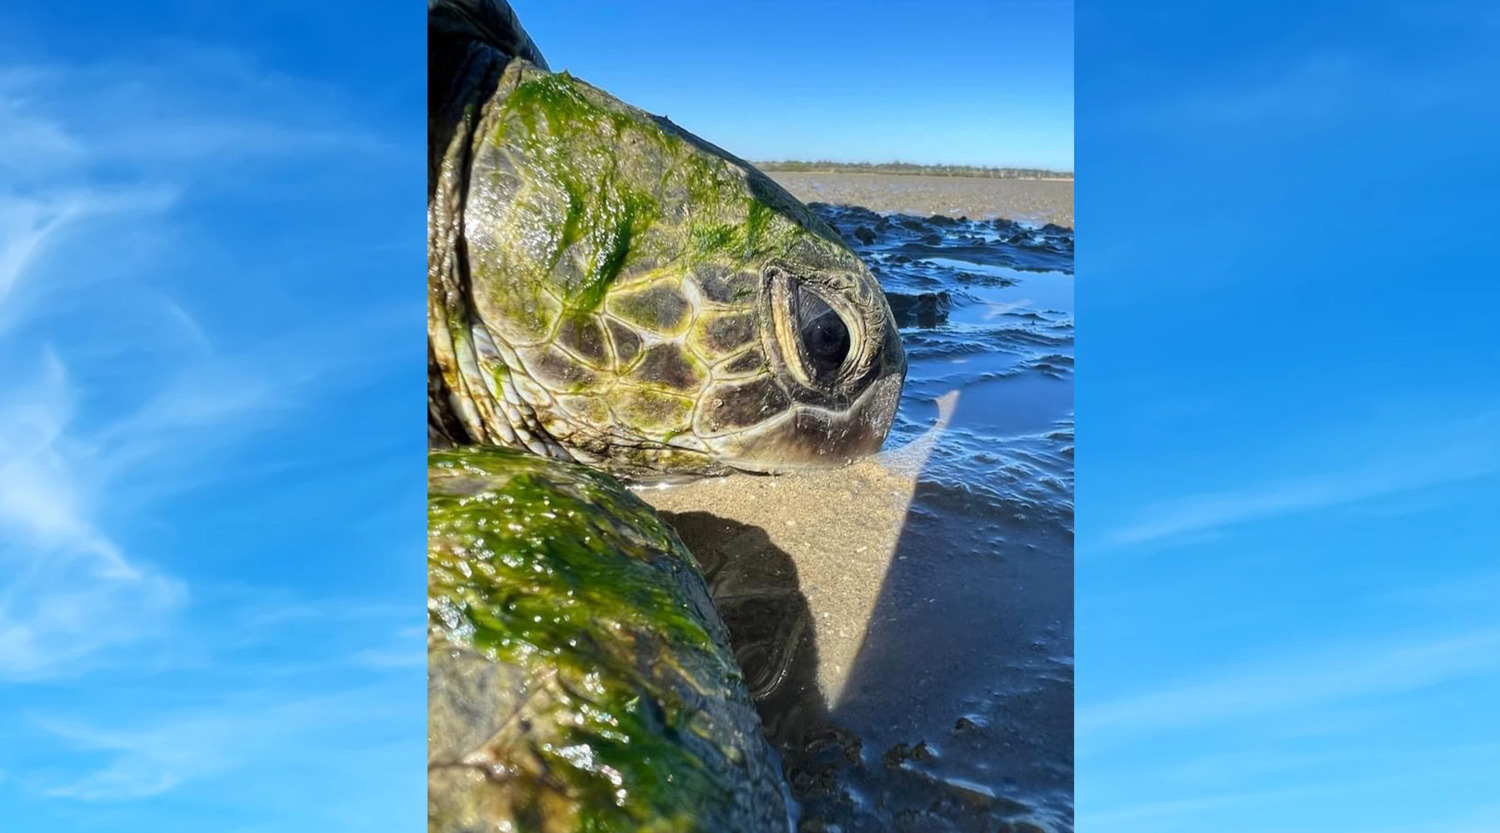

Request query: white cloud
[
  {"left": 0, "top": 187, "right": 203, "bottom": 680},
  {"left": 0, "top": 196, "right": 81, "bottom": 305}
]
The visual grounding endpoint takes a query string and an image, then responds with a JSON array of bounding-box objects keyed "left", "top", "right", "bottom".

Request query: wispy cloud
[
  {"left": 0, "top": 46, "right": 397, "bottom": 685},
  {"left": 19, "top": 596, "right": 423, "bottom": 803},
  {"left": 349, "top": 629, "right": 426, "bottom": 670},
  {"left": 1086, "top": 745, "right": 1500, "bottom": 833},
  {"left": 1103, "top": 409, "right": 1500, "bottom": 548},
  {"left": 1085, "top": 784, "right": 1321, "bottom": 830},
  {"left": 1079, "top": 626, "right": 1500, "bottom": 741},
  {"left": 33, "top": 685, "right": 413, "bottom": 801},
  {"left": 1118, "top": 7, "right": 1500, "bottom": 140},
  {"left": 0, "top": 48, "right": 387, "bottom": 186},
  {"left": 1384, "top": 566, "right": 1500, "bottom": 609},
  {"left": 1088, "top": 772, "right": 1500, "bottom": 833},
  {"left": 0, "top": 346, "right": 187, "bottom": 681}
]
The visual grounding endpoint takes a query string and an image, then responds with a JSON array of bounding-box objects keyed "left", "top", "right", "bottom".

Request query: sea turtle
[
  {"left": 427, "top": 2, "right": 906, "bottom": 830},
  {"left": 428, "top": 0, "right": 905, "bottom": 477}
]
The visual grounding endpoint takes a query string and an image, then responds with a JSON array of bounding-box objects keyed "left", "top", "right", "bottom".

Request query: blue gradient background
[
  {"left": 1077, "top": 2, "right": 1500, "bottom": 830},
  {"left": 0, "top": 2, "right": 425, "bottom": 830},
  {"left": 6, "top": 0, "right": 1498, "bottom": 831}
]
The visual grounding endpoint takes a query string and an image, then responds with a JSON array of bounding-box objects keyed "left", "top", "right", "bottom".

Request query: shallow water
[
  {"left": 814, "top": 205, "right": 1074, "bottom": 832},
  {"left": 648, "top": 204, "right": 1074, "bottom": 832}
]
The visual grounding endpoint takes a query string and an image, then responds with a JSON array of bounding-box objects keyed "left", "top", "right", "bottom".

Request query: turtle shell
[
  {"left": 427, "top": 447, "right": 792, "bottom": 832},
  {"left": 429, "top": 0, "right": 548, "bottom": 69}
]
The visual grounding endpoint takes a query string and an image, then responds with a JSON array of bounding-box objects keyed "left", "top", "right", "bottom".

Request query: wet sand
[
  {"left": 767, "top": 172, "right": 1074, "bottom": 228},
  {"left": 639, "top": 405, "right": 951, "bottom": 708}
]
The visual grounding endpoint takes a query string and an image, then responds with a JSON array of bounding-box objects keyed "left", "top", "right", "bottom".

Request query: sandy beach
[{"left": 768, "top": 171, "right": 1074, "bottom": 228}]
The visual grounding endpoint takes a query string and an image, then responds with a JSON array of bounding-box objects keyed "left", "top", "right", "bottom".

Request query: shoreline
[
  {"left": 766, "top": 170, "right": 1075, "bottom": 228},
  {"left": 760, "top": 170, "right": 1074, "bottom": 183},
  {"left": 755, "top": 163, "right": 1072, "bottom": 180}
]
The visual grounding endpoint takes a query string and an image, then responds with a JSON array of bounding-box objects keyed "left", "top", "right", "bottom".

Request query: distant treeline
[{"left": 755, "top": 161, "right": 1074, "bottom": 180}]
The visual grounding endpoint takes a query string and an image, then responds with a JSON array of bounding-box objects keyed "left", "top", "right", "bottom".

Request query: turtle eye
[{"left": 796, "top": 286, "right": 851, "bottom": 384}]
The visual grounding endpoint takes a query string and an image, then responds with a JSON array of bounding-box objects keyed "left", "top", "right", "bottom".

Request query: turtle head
[
  {"left": 703, "top": 236, "right": 907, "bottom": 474},
  {"left": 432, "top": 62, "right": 905, "bottom": 476}
]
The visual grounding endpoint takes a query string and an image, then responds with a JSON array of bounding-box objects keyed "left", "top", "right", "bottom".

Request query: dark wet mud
[{"left": 644, "top": 203, "right": 1074, "bottom": 832}]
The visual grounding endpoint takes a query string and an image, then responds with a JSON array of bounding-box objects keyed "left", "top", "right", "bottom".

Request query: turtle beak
[{"left": 715, "top": 370, "right": 905, "bottom": 473}]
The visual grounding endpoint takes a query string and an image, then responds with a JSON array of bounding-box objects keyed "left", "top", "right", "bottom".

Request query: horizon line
[{"left": 753, "top": 159, "right": 1076, "bottom": 179}]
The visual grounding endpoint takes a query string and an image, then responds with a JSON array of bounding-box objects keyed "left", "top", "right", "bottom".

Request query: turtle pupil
[{"left": 797, "top": 289, "right": 851, "bottom": 382}]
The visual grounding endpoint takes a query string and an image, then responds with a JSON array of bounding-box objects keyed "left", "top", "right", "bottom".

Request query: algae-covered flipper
[{"left": 428, "top": 447, "right": 792, "bottom": 832}]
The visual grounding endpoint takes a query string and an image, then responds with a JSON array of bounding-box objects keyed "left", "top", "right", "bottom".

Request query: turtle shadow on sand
[
  {"left": 656, "top": 512, "right": 862, "bottom": 796},
  {"left": 656, "top": 511, "right": 828, "bottom": 742}
]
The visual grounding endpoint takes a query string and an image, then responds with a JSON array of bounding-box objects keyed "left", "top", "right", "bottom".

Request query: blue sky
[
  {"left": 0, "top": 2, "right": 424, "bottom": 831},
  {"left": 1077, "top": 1, "right": 1500, "bottom": 831},
  {"left": 515, "top": 0, "right": 1074, "bottom": 170}
]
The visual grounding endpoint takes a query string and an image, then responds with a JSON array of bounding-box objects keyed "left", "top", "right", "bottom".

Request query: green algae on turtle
[
  {"left": 429, "top": 28, "right": 906, "bottom": 478},
  {"left": 428, "top": 447, "right": 791, "bottom": 832}
]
